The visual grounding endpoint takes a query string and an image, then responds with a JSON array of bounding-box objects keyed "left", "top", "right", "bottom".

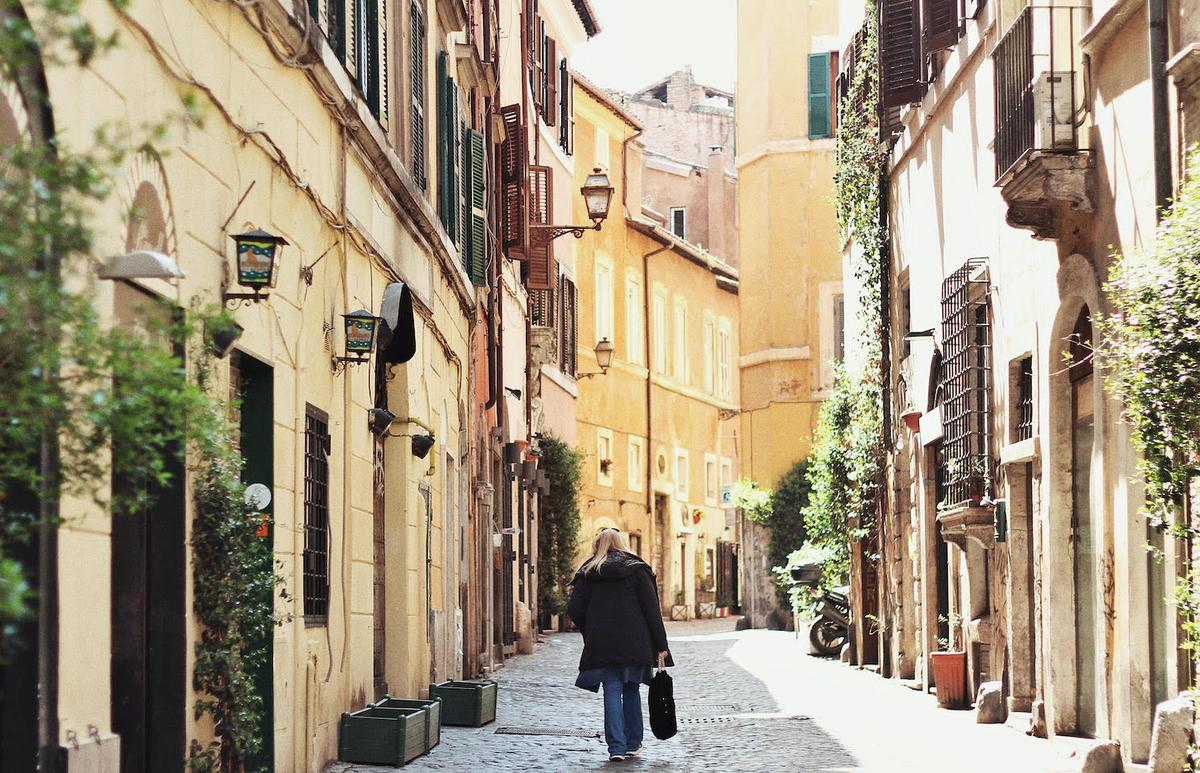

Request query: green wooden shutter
[
  {"left": 450, "top": 84, "right": 461, "bottom": 247},
  {"left": 808, "top": 52, "right": 831, "bottom": 139},
  {"left": 464, "top": 128, "right": 487, "bottom": 286}
]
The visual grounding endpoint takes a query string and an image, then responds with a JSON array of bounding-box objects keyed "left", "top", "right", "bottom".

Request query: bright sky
[{"left": 571, "top": 0, "right": 738, "bottom": 94}]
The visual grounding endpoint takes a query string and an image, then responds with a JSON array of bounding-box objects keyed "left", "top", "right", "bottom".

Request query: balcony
[{"left": 993, "top": 5, "right": 1093, "bottom": 239}]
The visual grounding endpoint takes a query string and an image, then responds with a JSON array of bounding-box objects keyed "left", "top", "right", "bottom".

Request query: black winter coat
[{"left": 566, "top": 551, "right": 674, "bottom": 671}]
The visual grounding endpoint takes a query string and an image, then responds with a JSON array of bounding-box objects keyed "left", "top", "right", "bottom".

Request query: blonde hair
[{"left": 582, "top": 528, "right": 631, "bottom": 574}]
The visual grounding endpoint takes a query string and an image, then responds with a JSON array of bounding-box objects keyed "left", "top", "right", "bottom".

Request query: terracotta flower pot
[
  {"left": 930, "top": 651, "right": 969, "bottom": 709},
  {"left": 901, "top": 409, "right": 922, "bottom": 433}
]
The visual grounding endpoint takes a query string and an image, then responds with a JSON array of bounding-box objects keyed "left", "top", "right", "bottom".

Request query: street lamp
[
  {"left": 530, "top": 168, "right": 616, "bottom": 245},
  {"left": 577, "top": 338, "right": 615, "bottom": 380},
  {"left": 224, "top": 229, "right": 288, "bottom": 306}
]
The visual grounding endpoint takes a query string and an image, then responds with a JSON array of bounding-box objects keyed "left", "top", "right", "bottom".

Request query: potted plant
[
  {"left": 930, "top": 613, "right": 968, "bottom": 709},
  {"left": 966, "top": 457, "right": 989, "bottom": 506},
  {"left": 670, "top": 589, "right": 689, "bottom": 621}
]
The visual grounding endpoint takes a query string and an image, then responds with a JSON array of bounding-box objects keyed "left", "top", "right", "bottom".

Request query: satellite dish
[{"left": 244, "top": 483, "right": 272, "bottom": 511}]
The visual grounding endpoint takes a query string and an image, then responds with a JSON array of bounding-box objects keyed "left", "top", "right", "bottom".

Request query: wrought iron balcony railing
[{"left": 993, "top": 5, "right": 1090, "bottom": 181}]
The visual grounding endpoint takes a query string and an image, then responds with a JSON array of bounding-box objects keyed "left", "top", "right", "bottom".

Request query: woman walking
[{"left": 567, "top": 528, "right": 673, "bottom": 762}]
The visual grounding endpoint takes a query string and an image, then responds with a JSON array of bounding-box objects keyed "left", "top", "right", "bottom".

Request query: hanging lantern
[
  {"left": 581, "top": 167, "right": 615, "bottom": 223},
  {"left": 342, "top": 310, "right": 381, "bottom": 359},
  {"left": 231, "top": 229, "right": 287, "bottom": 291}
]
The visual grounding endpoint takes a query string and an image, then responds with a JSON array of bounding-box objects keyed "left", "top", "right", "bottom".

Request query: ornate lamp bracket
[{"left": 529, "top": 222, "right": 601, "bottom": 246}]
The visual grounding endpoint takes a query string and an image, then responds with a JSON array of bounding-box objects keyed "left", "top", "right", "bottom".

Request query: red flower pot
[
  {"left": 930, "top": 651, "right": 969, "bottom": 709},
  {"left": 901, "top": 409, "right": 922, "bottom": 433}
]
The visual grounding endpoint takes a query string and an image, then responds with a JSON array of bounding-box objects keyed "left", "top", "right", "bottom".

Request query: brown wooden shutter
[
  {"left": 545, "top": 38, "right": 557, "bottom": 126},
  {"left": 924, "top": 0, "right": 960, "bottom": 52},
  {"left": 880, "top": 0, "right": 921, "bottom": 108},
  {"left": 525, "top": 165, "right": 555, "bottom": 290},
  {"left": 499, "top": 104, "right": 528, "bottom": 260}
]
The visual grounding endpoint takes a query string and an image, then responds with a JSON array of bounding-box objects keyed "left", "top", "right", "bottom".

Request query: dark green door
[{"left": 234, "top": 352, "right": 274, "bottom": 771}]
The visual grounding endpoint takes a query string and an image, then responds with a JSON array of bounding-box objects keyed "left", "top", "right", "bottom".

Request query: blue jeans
[{"left": 601, "top": 678, "right": 643, "bottom": 755}]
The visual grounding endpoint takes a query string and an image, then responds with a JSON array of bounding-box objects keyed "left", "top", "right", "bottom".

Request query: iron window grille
[
  {"left": 939, "top": 258, "right": 992, "bottom": 509},
  {"left": 992, "top": 5, "right": 1089, "bottom": 180},
  {"left": 1015, "top": 356, "right": 1034, "bottom": 442},
  {"left": 304, "top": 405, "right": 332, "bottom": 622}
]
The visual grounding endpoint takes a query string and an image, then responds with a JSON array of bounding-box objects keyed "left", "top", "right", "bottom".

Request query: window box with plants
[
  {"left": 338, "top": 704, "right": 429, "bottom": 766},
  {"left": 429, "top": 680, "right": 498, "bottom": 727}
]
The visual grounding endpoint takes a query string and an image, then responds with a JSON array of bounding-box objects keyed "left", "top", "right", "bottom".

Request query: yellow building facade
[
  {"left": 573, "top": 79, "right": 742, "bottom": 616},
  {"left": 8, "top": 0, "right": 491, "bottom": 769},
  {"left": 735, "top": 0, "right": 845, "bottom": 487}
]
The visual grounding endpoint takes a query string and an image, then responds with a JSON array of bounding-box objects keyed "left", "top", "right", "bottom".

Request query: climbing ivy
[
  {"left": 803, "top": 4, "right": 886, "bottom": 585},
  {"left": 536, "top": 435, "right": 583, "bottom": 619},
  {"left": 1102, "top": 147, "right": 1200, "bottom": 669}
]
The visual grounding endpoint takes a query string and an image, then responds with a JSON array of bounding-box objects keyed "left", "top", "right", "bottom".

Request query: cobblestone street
[{"left": 327, "top": 618, "right": 1084, "bottom": 772}]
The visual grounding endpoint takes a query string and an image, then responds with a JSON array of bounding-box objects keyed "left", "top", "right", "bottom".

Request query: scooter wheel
[{"left": 809, "top": 619, "right": 847, "bottom": 657}]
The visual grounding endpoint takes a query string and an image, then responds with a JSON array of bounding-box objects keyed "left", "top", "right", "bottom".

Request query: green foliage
[
  {"left": 767, "top": 461, "right": 812, "bottom": 607},
  {"left": 1102, "top": 147, "right": 1200, "bottom": 669},
  {"left": 801, "top": 364, "right": 883, "bottom": 588},
  {"left": 0, "top": 1, "right": 273, "bottom": 766},
  {"left": 536, "top": 436, "right": 584, "bottom": 617},
  {"left": 729, "top": 478, "right": 773, "bottom": 523},
  {"left": 775, "top": 543, "right": 838, "bottom": 610}
]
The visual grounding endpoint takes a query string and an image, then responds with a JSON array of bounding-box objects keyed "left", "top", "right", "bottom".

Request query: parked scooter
[{"left": 790, "top": 562, "right": 851, "bottom": 657}]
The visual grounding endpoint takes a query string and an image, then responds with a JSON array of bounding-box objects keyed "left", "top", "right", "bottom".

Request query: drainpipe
[{"left": 1149, "top": 0, "right": 1172, "bottom": 217}]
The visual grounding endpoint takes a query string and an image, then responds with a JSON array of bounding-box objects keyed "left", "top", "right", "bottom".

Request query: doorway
[
  {"left": 654, "top": 494, "right": 668, "bottom": 610},
  {"left": 110, "top": 283, "right": 186, "bottom": 773}
]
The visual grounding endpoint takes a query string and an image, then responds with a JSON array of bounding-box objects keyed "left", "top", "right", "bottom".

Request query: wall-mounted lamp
[
  {"left": 530, "top": 167, "right": 615, "bottom": 246},
  {"left": 577, "top": 338, "right": 615, "bottom": 380},
  {"left": 411, "top": 434, "right": 436, "bottom": 459},
  {"left": 903, "top": 328, "right": 936, "bottom": 342},
  {"left": 333, "top": 310, "right": 382, "bottom": 372},
  {"left": 504, "top": 387, "right": 523, "bottom": 400},
  {"left": 368, "top": 407, "right": 397, "bottom": 436},
  {"left": 224, "top": 229, "right": 288, "bottom": 307}
]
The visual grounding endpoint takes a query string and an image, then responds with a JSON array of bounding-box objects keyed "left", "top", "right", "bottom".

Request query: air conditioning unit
[{"left": 1032, "top": 71, "right": 1076, "bottom": 150}]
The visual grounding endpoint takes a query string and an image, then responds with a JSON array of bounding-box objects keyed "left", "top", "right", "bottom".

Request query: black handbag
[{"left": 648, "top": 669, "right": 677, "bottom": 740}]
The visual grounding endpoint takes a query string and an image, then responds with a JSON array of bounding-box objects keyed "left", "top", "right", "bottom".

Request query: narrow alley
[{"left": 329, "top": 618, "right": 1073, "bottom": 772}]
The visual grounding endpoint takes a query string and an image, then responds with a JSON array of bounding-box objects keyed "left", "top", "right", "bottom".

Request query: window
[
  {"left": 597, "top": 428, "right": 614, "bottom": 487},
  {"left": 717, "top": 318, "right": 733, "bottom": 399},
  {"left": 353, "top": 0, "right": 385, "bottom": 120},
  {"left": 594, "top": 126, "right": 611, "bottom": 170},
  {"left": 703, "top": 312, "right": 715, "bottom": 394},
  {"left": 409, "top": 2, "right": 427, "bottom": 188},
  {"left": 436, "top": 51, "right": 461, "bottom": 243},
  {"left": 595, "top": 258, "right": 614, "bottom": 343},
  {"left": 720, "top": 457, "right": 734, "bottom": 487},
  {"left": 625, "top": 271, "right": 645, "bottom": 366},
  {"left": 808, "top": 52, "right": 833, "bottom": 139},
  {"left": 674, "top": 448, "right": 690, "bottom": 501},
  {"left": 704, "top": 453, "right": 718, "bottom": 505},
  {"left": 670, "top": 207, "right": 687, "bottom": 239},
  {"left": 939, "top": 258, "right": 992, "bottom": 508},
  {"left": 673, "top": 298, "right": 688, "bottom": 383},
  {"left": 1014, "top": 356, "right": 1034, "bottom": 442},
  {"left": 899, "top": 283, "right": 911, "bottom": 358},
  {"left": 304, "top": 406, "right": 332, "bottom": 622},
  {"left": 704, "top": 547, "right": 716, "bottom": 591},
  {"left": 628, "top": 436, "right": 644, "bottom": 491},
  {"left": 542, "top": 35, "right": 557, "bottom": 125},
  {"left": 652, "top": 288, "right": 667, "bottom": 374},
  {"left": 559, "top": 275, "right": 578, "bottom": 376}
]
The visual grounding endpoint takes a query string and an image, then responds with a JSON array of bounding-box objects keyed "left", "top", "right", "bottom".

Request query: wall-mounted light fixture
[
  {"left": 903, "top": 328, "right": 936, "bottom": 342},
  {"left": 411, "top": 434, "right": 436, "bottom": 459},
  {"left": 332, "top": 310, "right": 382, "bottom": 372},
  {"left": 530, "top": 167, "right": 615, "bottom": 246},
  {"left": 96, "top": 250, "right": 186, "bottom": 281},
  {"left": 576, "top": 338, "right": 615, "bottom": 380},
  {"left": 224, "top": 229, "right": 288, "bottom": 306}
]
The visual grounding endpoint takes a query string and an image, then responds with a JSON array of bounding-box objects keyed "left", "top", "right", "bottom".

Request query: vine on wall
[
  {"left": 1102, "top": 148, "right": 1200, "bottom": 669},
  {"left": 536, "top": 436, "right": 583, "bottom": 620},
  {"left": 802, "top": 5, "right": 886, "bottom": 583}
]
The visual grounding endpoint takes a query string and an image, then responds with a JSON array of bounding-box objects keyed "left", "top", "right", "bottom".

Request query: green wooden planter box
[
  {"left": 338, "top": 706, "right": 427, "bottom": 766},
  {"left": 428, "top": 680, "right": 497, "bottom": 727},
  {"left": 375, "top": 696, "right": 441, "bottom": 751}
]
